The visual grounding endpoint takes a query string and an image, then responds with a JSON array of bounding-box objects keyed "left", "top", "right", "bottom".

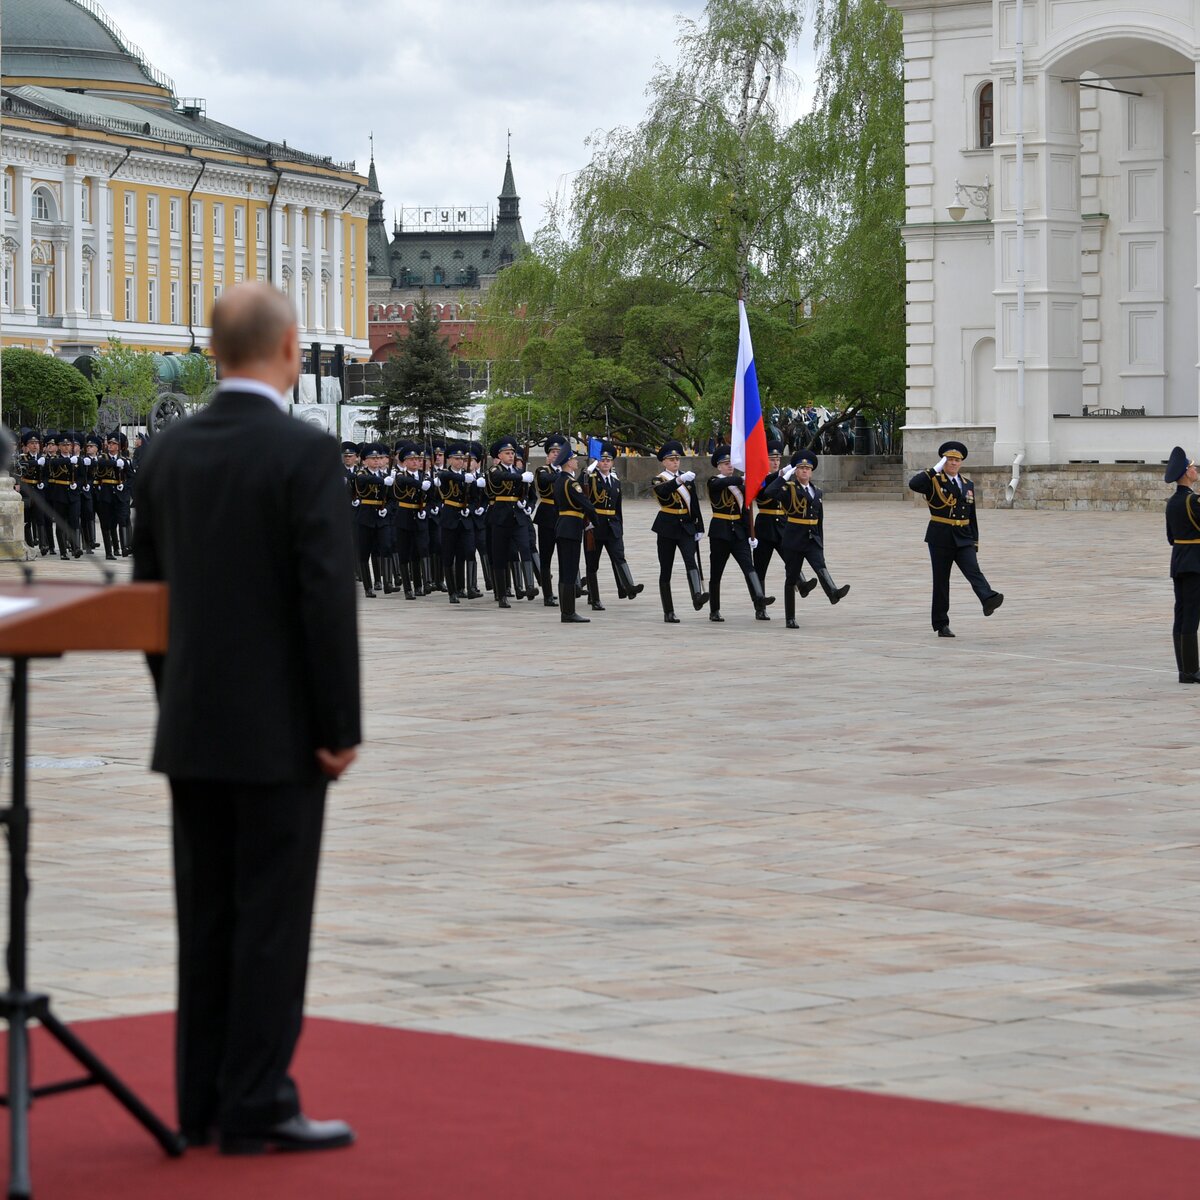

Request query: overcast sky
[{"left": 99, "top": 0, "right": 816, "bottom": 236}]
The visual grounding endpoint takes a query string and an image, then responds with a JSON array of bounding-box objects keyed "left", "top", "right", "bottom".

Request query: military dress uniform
[
  {"left": 391, "top": 446, "right": 430, "bottom": 598},
  {"left": 651, "top": 440, "right": 709, "bottom": 622},
  {"left": 582, "top": 441, "right": 643, "bottom": 609},
  {"left": 907, "top": 440, "right": 1003, "bottom": 637},
  {"left": 350, "top": 446, "right": 393, "bottom": 598},
  {"left": 109, "top": 432, "right": 134, "bottom": 555},
  {"left": 1163, "top": 446, "right": 1200, "bottom": 683},
  {"left": 15, "top": 431, "right": 49, "bottom": 554},
  {"left": 551, "top": 447, "right": 597, "bottom": 623},
  {"left": 92, "top": 444, "right": 129, "bottom": 560},
  {"left": 41, "top": 437, "right": 81, "bottom": 559},
  {"left": 467, "top": 442, "right": 489, "bottom": 597},
  {"left": 77, "top": 436, "right": 100, "bottom": 554},
  {"left": 706, "top": 445, "right": 773, "bottom": 622},
  {"left": 435, "top": 444, "right": 472, "bottom": 603},
  {"left": 486, "top": 437, "right": 524, "bottom": 608},
  {"left": 509, "top": 452, "right": 540, "bottom": 601},
  {"left": 533, "top": 435, "right": 566, "bottom": 606}
]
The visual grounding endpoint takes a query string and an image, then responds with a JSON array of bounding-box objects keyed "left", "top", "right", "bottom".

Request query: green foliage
[
  {"left": 176, "top": 353, "right": 215, "bottom": 405},
  {"left": 480, "top": 395, "right": 569, "bottom": 451},
  {"left": 1, "top": 348, "right": 97, "bottom": 431},
  {"left": 91, "top": 338, "right": 158, "bottom": 419},
  {"left": 376, "top": 292, "right": 472, "bottom": 444}
]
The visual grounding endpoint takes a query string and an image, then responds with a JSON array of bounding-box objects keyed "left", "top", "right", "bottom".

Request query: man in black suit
[
  {"left": 1164, "top": 445, "right": 1200, "bottom": 683},
  {"left": 908, "top": 439, "right": 1003, "bottom": 638},
  {"left": 133, "top": 282, "right": 360, "bottom": 1156}
]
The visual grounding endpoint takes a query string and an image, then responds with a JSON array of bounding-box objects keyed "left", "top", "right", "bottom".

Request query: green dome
[{"left": 1, "top": 0, "right": 174, "bottom": 93}]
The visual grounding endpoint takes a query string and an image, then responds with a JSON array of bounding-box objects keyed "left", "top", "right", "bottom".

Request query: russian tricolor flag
[{"left": 730, "top": 299, "right": 769, "bottom": 503}]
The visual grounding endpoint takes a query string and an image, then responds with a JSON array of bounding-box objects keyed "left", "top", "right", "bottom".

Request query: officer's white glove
[
  {"left": 382, "top": 472, "right": 396, "bottom": 486},
  {"left": 474, "top": 507, "right": 485, "bottom": 516},
  {"left": 83, "top": 456, "right": 92, "bottom": 466},
  {"left": 781, "top": 464, "right": 796, "bottom": 481},
  {"left": 379, "top": 507, "right": 388, "bottom": 517},
  {"left": 116, "top": 483, "right": 124, "bottom": 491},
  {"left": 679, "top": 470, "right": 696, "bottom": 483},
  {"left": 36, "top": 483, "right": 44, "bottom": 490},
  {"left": 70, "top": 455, "right": 79, "bottom": 465},
  {"left": 418, "top": 509, "right": 426, "bottom": 520},
  {"left": 83, "top": 485, "right": 91, "bottom": 493},
  {"left": 695, "top": 531, "right": 704, "bottom": 542},
  {"left": 69, "top": 482, "right": 77, "bottom": 491},
  {"left": 464, "top": 472, "right": 476, "bottom": 483},
  {"left": 749, "top": 537, "right": 758, "bottom": 550},
  {"left": 521, "top": 471, "right": 534, "bottom": 483},
  {"left": 351, "top": 499, "right": 360, "bottom": 507},
  {"left": 934, "top": 456, "right": 948, "bottom": 473},
  {"left": 36, "top": 456, "right": 45, "bottom": 467},
  {"left": 475, "top": 477, "right": 487, "bottom": 488},
  {"left": 421, "top": 479, "right": 432, "bottom": 491},
  {"left": 586, "top": 460, "right": 598, "bottom": 473},
  {"left": 115, "top": 457, "right": 126, "bottom": 469}
]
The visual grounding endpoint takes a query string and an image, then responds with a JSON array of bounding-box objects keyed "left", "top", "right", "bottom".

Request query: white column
[
  {"left": 52, "top": 241, "right": 66, "bottom": 317},
  {"left": 289, "top": 204, "right": 304, "bottom": 327},
  {"left": 95, "top": 179, "right": 112, "bottom": 319},
  {"left": 330, "top": 212, "right": 344, "bottom": 335},
  {"left": 15, "top": 167, "right": 33, "bottom": 315},
  {"left": 270, "top": 202, "right": 284, "bottom": 287},
  {"left": 308, "top": 206, "right": 323, "bottom": 330},
  {"left": 64, "top": 167, "right": 85, "bottom": 318}
]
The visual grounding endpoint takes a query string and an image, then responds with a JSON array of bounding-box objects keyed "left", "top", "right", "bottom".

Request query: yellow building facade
[{"left": 1, "top": 0, "right": 374, "bottom": 361}]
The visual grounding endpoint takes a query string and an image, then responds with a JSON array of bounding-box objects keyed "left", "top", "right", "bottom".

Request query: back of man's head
[{"left": 210, "top": 282, "right": 297, "bottom": 376}]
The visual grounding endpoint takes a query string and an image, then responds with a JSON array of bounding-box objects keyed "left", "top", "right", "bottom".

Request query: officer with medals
[
  {"left": 533, "top": 435, "right": 566, "bottom": 607},
  {"left": 651, "top": 440, "right": 709, "bottom": 622},
  {"left": 551, "top": 444, "right": 598, "bottom": 624},
  {"left": 1164, "top": 446, "right": 1200, "bottom": 683},
  {"left": 435, "top": 441, "right": 472, "bottom": 603},
  {"left": 582, "top": 440, "right": 643, "bottom": 609},
  {"left": 754, "top": 440, "right": 814, "bottom": 600},
  {"left": 486, "top": 435, "right": 524, "bottom": 608},
  {"left": 706, "top": 444, "right": 774, "bottom": 622},
  {"left": 908, "top": 440, "right": 1003, "bottom": 637}
]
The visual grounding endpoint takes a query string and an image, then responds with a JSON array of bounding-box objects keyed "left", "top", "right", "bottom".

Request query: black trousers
[
  {"left": 753, "top": 536, "right": 783, "bottom": 587},
  {"left": 710, "top": 535, "right": 755, "bottom": 597},
  {"left": 440, "top": 523, "right": 468, "bottom": 589},
  {"left": 585, "top": 529, "right": 628, "bottom": 585},
  {"left": 783, "top": 538, "right": 827, "bottom": 584},
  {"left": 170, "top": 776, "right": 327, "bottom": 1136},
  {"left": 1172, "top": 572, "right": 1200, "bottom": 637},
  {"left": 657, "top": 531, "right": 699, "bottom": 581},
  {"left": 490, "top": 524, "right": 515, "bottom": 595},
  {"left": 537, "top": 521, "right": 557, "bottom": 591},
  {"left": 558, "top": 536, "right": 583, "bottom": 617},
  {"left": 928, "top": 543, "right": 996, "bottom": 631}
]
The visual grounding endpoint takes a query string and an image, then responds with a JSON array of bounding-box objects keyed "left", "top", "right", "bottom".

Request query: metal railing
[{"left": 67, "top": 0, "right": 176, "bottom": 93}]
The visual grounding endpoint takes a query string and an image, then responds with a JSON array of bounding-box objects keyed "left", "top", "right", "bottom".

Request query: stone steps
[{"left": 837, "top": 463, "right": 906, "bottom": 501}]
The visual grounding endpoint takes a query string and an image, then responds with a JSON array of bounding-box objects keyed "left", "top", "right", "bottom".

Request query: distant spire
[
  {"left": 499, "top": 150, "right": 518, "bottom": 203},
  {"left": 367, "top": 133, "right": 379, "bottom": 192}
]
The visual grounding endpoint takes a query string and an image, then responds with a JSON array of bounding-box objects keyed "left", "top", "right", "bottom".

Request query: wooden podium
[{"left": 0, "top": 581, "right": 183, "bottom": 1199}]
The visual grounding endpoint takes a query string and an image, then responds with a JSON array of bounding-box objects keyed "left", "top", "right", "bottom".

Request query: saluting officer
[
  {"left": 908, "top": 440, "right": 1003, "bottom": 638},
  {"left": 533, "top": 434, "right": 566, "bottom": 607},
  {"left": 582, "top": 440, "right": 643, "bottom": 609},
  {"left": 486, "top": 436, "right": 524, "bottom": 608},
  {"left": 706, "top": 444, "right": 773, "bottom": 622},
  {"left": 552, "top": 444, "right": 597, "bottom": 624},
  {"left": 651, "top": 440, "right": 709, "bottom": 622},
  {"left": 1164, "top": 446, "right": 1200, "bottom": 683}
]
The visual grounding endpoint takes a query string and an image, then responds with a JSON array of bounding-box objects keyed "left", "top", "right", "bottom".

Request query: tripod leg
[
  {"left": 38, "top": 1006, "right": 184, "bottom": 1156},
  {"left": 6, "top": 1005, "right": 32, "bottom": 1198}
]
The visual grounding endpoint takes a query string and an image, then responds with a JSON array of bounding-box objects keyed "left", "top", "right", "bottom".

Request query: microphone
[{"left": 1, "top": 423, "right": 117, "bottom": 586}]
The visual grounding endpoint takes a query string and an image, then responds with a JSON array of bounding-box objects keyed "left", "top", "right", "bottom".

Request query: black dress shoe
[
  {"left": 755, "top": 609, "right": 770, "bottom": 621},
  {"left": 449, "top": 592, "right": 460, "bottom": 604},
  {"left": 497, "top": 598, "right": 511, "bottom": 609},
  {"left": 785, "top": 618, "right": 799, "bottom": 629},
  {"left": 544, "top": 594, "right": 558, "bottom": 607},
  {"left": 937, "top": 626, "right": 955, "bottom": 638},
  {"left": 798, "top": 577, "right": 818, "bottom": 598},
  {"left": 561, "top": 612, "right": 590, "bottom": 623},
  {"left": 220, "top": 1114, "right": 355, "bottom": 1156},
  {"left": 664, "top": 612, "right": 680, "bottom": 624},
  {"left": 709, "top": 611, "right": 724, "bottom": 622},
  {"left": 1180, "top": 673, "right": 1200, "bottom": 684},
  {"left": 590, "top": 602, "right": 606, "bottom": 611},
  {"left": 982, "top": 593, "right": 1004, "bottom": 617}
]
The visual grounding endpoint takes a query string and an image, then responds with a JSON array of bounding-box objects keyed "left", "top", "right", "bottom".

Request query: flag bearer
[{"left": 706, "top": 444, "right": 773, "bottom": 622}]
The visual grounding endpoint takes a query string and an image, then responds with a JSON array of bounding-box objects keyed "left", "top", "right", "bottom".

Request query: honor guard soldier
[
  {"left": 534, "top": 434, "right": 566, "bottom": 606},
  {"left": 425, "top": 441, "right": 447, "bottom": 593},
  {"left": 341, "top": 442, "right": 361, "bottom": 581},
  {"left": 41, "top": 433, "right": 80, "bottom": 559},
  {"left": 15, "top": 430, "right": 48, "bottom": 554},
  {"left": 760, "top": 449, "right": 848, "bottom": 629},
  {"left": 552, "top": 444, "right": 597, "bottom": 623},
  {"left": 1164, "top": 446, "right": 1200, "bottom": 683},
  {"left": 486, "top": 436, "right": 524, "bottom": 608},
  {"left": 467, "top": 441, "right": 489, "bottom": 598},
  {"left": 350, "top": 443, "right": 394, "bottom": 597},
  {"left": 908, "top": 440, "right": 1003, "bottom": 637},
  {"left": 92, "top": 435, "right": 127, "bottom": 560},
  {"left": 706, "top": 445, "right": 774, "bottom": 622},
  {"left": 435, "top": 442, "right": 472, "bottom": 603},
  {"left": 391, "top": 443, "right": 431, "bottom": 597},
  {"left": 77, "top": 433, "right": 99, "bottom": 554},
  {"left": 105, "top": 431, "right": 133, "bottom": 555},
  {"left": 582, "top": 441, "right": 643, "bottom": 609},
  {"left": 652, "top": 440, "right": 709, "bottom": 622},
  {"left": 510, "top": 449, "right": 540, "bottom": 601}
]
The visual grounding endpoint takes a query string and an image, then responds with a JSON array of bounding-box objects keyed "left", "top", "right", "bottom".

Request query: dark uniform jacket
[
  {"left": 436, "top": 469, "right": 471, "bottom": 530},
  {"left": 552, "top": 471, "right": 596, "bottom": 541},
  {"left": 908, "top": 468, "right": 980, "bottom": 548},
  {"left": 132, "top": 387, "right": 360, "bottom": 784},
  {"left": 1166, "top": 484, "right": 1200, "bottom": 577},
  {"left": 760, "top": 474, "right": 825, "bottom": 550},
  {"left": 43, "top": 453, "right": 77, "bottom": 502},
  {"left": 754, "top": 470, "right": 785, "bottom": 546},
  {"left": 486, "top": 463, "right": 523, "bottom": 526},
  {"left": 390, "top": 470, "right": 426, "bottom": 530},
  {"left": 707, "top": 474, "right": 753, "bottom": 541},
  {"left": 93, "top": 452, "right": 129, "bottom": 499},
  {"left": 582, "top": 468, "right": 624, "bottom": 540},
  {"left": 652, "top": 471, "right": 705, "bottom": 538},
  {"left": 350, "top": 467, "right": 390, "bottom": 528},
  {"left": 533, "top": 464, "right": 558, "bottom": 529}
]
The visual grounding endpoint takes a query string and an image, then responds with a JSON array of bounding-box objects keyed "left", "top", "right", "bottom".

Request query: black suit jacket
[{"left": 132, "top": 388, "right": 360, "bottom": 784}]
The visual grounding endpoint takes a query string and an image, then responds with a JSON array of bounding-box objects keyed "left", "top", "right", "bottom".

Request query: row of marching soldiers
[
  {"left": 12, "top": 428, "right": 135, "bottom": 560},
  {"left": 343, "top": 432, "right": 848, "bottom": 625}
]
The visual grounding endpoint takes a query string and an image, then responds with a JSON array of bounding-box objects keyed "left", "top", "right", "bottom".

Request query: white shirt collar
[{"left": 215, "top": 377, "right": 288, "bottom": 413}]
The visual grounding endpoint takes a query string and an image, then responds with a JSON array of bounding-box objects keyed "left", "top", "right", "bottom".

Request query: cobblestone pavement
[{"left": 8, "top": 498, "right": 1200, "bottom": 1136}]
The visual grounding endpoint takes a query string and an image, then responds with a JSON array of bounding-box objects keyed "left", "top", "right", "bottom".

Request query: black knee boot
[
  {"left": 617, "top": 561, "right": 644, "bottom": 598},
  {"left": 785, "top": 586, "right": 798, "bottom": 629},
  {"left": 522, "top": 560, "right": 539, "bottom": 601},
  {"left": 1182, "top": 633, "right": 1200, "bottom": 683},
  {"left": 686, "top": 567, "right": 709, "bottom": 611},
  {"left": 480, "top": 554, "right": 494, "bottom": 594},
  {"left": 660, "top": 580, "right": 679, "bottom": 623},
  {"left": 587, "top": 571, "right": 605, "bottom": 611},
  {"left": 817, "top": 567, "right": 849, "bottom": 604},
  {"left": 748, "top": 572, "right": 773, "bottom": 620},
  {"left": 466, "top": 561, "right": 482, "bottom": 599},
  {"left": 101, "top": 526, "right": 116, "bottom": 561},
  {"left": 798, "top": 569, "right": 819, "bottom": 598}
]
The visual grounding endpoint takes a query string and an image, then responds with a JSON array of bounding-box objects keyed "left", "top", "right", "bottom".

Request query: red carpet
[{"left": 3, "top": 1013, "right": 1198, "bottom": 1198}]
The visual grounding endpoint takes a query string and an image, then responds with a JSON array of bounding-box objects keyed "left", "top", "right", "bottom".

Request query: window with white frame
[
  {"left": 318, "top": 215, "right": 325, "bottom": 249},
  {"left": 81, "top": 261, "right": 91, "bottom": 312},
  {"left": 34, "top": 191, "right": 51, "bottom": 222},
  {"left": 301, "top": 279, "right": 310, "bottom": 321},
  {"left": 191, "top": 280, "right": 201, "bottom": 323},
  {"left": 80, "top": 182, "right": 91, "bottom": 223},
  {"left": 170, "top": 197, "right": 181, "bottom": 234},
  {"left": 2, "top": 255, "right": 12, "bottom": 309},
  {"left": 123, "top": 192, "right": 134, "bottom": 229},
  {"left": 191, "top": 200, "right": 201, "bottom": 238},
  {"left": 213, "top": 204, "right": 224, "bottom": 239},
  {"left": 170, "top": 279, "right": 180, "bottom": 324},
  {"left": 2, "top": 175, "right": 11, "bottom": 214},
  {"left": 213, "top": 281, "right": 222, "bottom": 304},
  {"left": 124, "top": 276, "right": 134, "bottom": 320},
  {"left": 147, "top": 278, "right": 158, "bottom": 322},
  {"left": 255, "top": 209, "right": 265, "bottom": 243},
  {"left": 301, "top": 214, "right": 308, "bottom": 247},
  {"left": 147, "top": 195, "right": 159, "bottom": 231},
  {"left": 31, "top": 271, "right": 45, "bottom": 316},
  {"left": 234, "top": 207, "right": 244, "bottom": 242}
]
